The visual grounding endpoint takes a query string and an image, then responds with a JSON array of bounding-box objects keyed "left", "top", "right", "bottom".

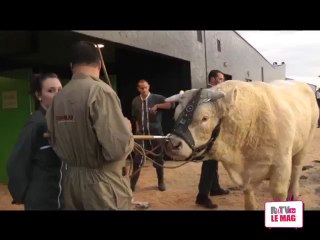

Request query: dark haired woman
[{"left": 7, "top": 73, "right": 64, "bottom": 210}]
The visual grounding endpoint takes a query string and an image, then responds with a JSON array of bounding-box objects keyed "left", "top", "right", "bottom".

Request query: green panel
[{"left": 0, "top": 69, "right": 32, "bottom": 183}]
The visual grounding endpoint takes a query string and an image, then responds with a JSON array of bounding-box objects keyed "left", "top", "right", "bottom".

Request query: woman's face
[{"left": 37, "top": 78, "right": 62, "bottom": 109}]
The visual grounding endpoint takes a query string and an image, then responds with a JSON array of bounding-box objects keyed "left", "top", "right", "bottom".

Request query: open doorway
[
  {"left": 0, "top": 31, "right": 193, "bottom": 183},
  {"left": 115, "top": 47, "right": 191, "bottom": 134},
  {"left": 224, "top": 73, "right": 232, "bottom": 80}
]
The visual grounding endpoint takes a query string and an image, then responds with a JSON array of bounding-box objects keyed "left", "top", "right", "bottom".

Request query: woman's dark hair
[{"left": 30, "top": 73, "right": 59, "bottom": 109}]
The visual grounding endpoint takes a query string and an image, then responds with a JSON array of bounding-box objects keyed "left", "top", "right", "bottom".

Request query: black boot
[
  {"left": 210, "top": 188, "right": 230, "bottom": 196},
  {"left": 156, "top": 167, "right": 166, "bottom": 191},
  {"left": 209, "top": 160, "right": 230, "bottom": 196},
  {"left": 130, "top": 168, "right": 141, "bottom": 192},
  {"left": 195, "top": 193, "right": 218, "bottom": 209}
]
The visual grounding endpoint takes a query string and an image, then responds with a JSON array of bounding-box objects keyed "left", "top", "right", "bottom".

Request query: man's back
[
  {"left": 49, "top": 40, "right": 134, "bottom": 210},
  {"left": 48, "top": 73, "right": 133, "bottom": 168},
  {"left": 47, "top": 72, "right": 134, "bottom": 210}
]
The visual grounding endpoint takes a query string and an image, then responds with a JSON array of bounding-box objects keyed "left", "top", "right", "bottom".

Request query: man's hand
[
  {"left": 43, "top": 132, "right": 50, "bottom": 138},
  {"left": 43, "top": 132, "right": 52, "bottom": 145},
  {"left": 149, "top": 104, "right": 158, "bottom": 114}
]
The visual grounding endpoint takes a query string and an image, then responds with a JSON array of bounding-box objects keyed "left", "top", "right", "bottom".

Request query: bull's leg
[
  {"left": 243, "top": 181, "right": 261, "bottom": 210},
  {"left": 269, "top": 158, "right": 292, "bottom": 201},
  {"left": 244, "top": 188, "right": 257, "bottom": 210},
  {"left": 288, "top": 149, "right": 307, "bottom": 200}
]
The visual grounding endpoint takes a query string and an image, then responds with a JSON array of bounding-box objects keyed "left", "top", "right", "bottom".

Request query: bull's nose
[
  {"left": 173, "top": 141, "right": 182, "bottom": 150},
  {"left": 166, "top": 138, "right": 182, "bottom": 150}
]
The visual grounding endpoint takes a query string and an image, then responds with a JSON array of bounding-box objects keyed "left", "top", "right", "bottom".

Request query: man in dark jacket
[
  {"left": 195, "top": 70, "right": 230, "bottom": 209},
  {"left": 131, "top": 79, "right": 173, "bottom": 192}
]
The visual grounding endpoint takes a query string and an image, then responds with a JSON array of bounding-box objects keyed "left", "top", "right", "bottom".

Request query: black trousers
[
  {"left": 133, "top": 139, "right": 164, "bottom": 169},
  {"left": 317, "top": 99, "right": 320, "bottom": 126},
  {"left": 198, "top": 159, "right": 220, "bottom": 195},
  {"left": 131, "top": 136, "right": 165, "bottom": 189}
]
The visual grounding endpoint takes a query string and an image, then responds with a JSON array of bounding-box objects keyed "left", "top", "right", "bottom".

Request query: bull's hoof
[
  {"left": 228, "top": 186, "right": 242, "bottom": 191},
  {"left": 286, "top": 194, "right": 296, "bottom": 201}
]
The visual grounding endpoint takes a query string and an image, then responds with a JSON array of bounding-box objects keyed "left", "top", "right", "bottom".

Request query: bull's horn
[
  {"left": 165, "top": 90, "right": 184, "bottom": 102},
  {"left": 203, "top": 89, "right": 225, "bottom": 101}
]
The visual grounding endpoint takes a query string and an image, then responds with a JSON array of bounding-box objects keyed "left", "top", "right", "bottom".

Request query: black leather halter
[{"left": 171, "top": 88, "right": 221, "bottom": 161}]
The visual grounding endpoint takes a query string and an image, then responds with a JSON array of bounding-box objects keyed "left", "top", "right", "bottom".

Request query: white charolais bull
[{"left": 164, "top": 80, "right": 319, "bottom": 210}]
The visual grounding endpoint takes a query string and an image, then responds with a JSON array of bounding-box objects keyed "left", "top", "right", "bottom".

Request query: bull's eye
[{"left": 202, "top": 116, "right": 208, "bottom": 122}]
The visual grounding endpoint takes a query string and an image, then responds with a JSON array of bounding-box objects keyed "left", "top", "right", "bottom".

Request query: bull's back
[
  {"left": 217, "top": 80, "right": 318, "bottom": 155},
  {"left": 269, "top": 80, "right": 318, "bottom": 129},
  {"left": 241, "top": 80, "right": 317, "bottom": 154},
  {"left": 220, "top": 79, "right": 318, "bottom": 128},
  {"left": 271, "top": 80, "right": 318, "bottom": 154}
]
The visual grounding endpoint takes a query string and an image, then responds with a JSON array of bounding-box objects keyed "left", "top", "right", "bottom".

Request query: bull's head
[{"left": 164, "top": 87, "right": 236, "bottom": 161}]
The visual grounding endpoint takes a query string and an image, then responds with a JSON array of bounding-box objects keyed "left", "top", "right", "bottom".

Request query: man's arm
[
  {"left": 135, "top": 121, "right": 140, "bottom": 134},
  {"left": 7, "top": 120, "right": 37, "bottom": 204},
  {"left": 90, "top": 87, "right": 134, "bottom": 162},
  {"left": 154, "top": 102, "right": 173, "bottom": 110},
  {"left": 149, "top": 96, "right": 174, "bottom": 114}
]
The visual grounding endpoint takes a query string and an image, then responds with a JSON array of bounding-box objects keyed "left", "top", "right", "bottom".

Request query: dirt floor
[{"left": 1, "top": 129, "right": 320, "bottom": 211}]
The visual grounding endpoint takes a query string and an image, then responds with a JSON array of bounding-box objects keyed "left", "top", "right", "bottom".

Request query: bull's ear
[
  {"left": 206, "top": 89, "right": 225, "bottom": 101},
  {"left": 225, "top": 87, "right": 238, "bottom": 107}
]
